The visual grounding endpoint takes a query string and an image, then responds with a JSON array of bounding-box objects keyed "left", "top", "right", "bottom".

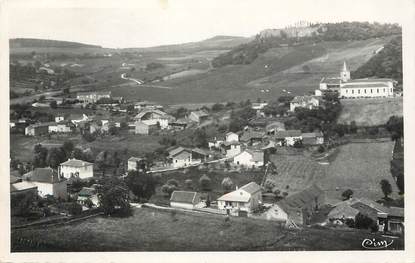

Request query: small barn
[{"left": 170, "top": 191, "right": 202, "bottom": 210}]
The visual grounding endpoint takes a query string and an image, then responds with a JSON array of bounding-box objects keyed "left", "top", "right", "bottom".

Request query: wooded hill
[{"left": 352, "top": 36, "right": 402, "bottom": 83}]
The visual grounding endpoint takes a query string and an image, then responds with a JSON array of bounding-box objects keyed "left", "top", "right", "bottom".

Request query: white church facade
[{"left": 318, "top": 61, "right": 395, "bottom": 99}]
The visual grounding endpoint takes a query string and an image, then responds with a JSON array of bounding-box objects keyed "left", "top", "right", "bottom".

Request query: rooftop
[
  {"left": 170, "top": 191, "right": 200, "bottom": 204},
  {"left": 10, "top": 181, "right": 38, "bottom": 193},
  {"left": 60, "top": 158, "right": 93, "bottom": 167},
  {"left": 23, "top": 168, "right": 64, "bottom": 184},
  {"left": 275, "top": 130, "right": 302, "bottom": 138}
]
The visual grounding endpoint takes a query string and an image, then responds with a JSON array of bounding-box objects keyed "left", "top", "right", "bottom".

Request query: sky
[{"left": 6, "top": 0, "right": 412, "bottom": 48}]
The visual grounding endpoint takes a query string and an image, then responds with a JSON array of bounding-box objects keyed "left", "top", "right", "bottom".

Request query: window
[
  {"left": 371, "top": 89, "right": 373, "bottom": 93},
  {"left": 364, "top": 89, "right": 367, "bottom": 94},
  {"left": 352, "top": 90, "right": 354, "bottom": 94},
  {"left": 383, "top": 88, "right": 385, "bottom": 93},
  {"left": 377, "top": 89, "right": 379, "bottom": 93},
  {"left": 346, "top": 90, "right": 348, "bottom": 93},
  {"left": 358, "top": 89, "right": 360, "bottom": 94},
  {"left": 390, "top": 88, "right": 393, "bottom": 92}
]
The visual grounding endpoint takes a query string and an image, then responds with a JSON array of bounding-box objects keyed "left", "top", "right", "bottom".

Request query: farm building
[
  {"left": 127, "top": 157, "right": 144, "bottom": 171},
  {"left": 289, "top": 95, "right": 320, "bottom": 112},
  {"left": 275, "top": 130, "right": 302, "bottom": 146},
  {"left": 327, "top": 198, "right": 404, "bottom": 234},
  {"left": 221, "top": 141, "right": 241, "bottom": 158},
  {"left": 10, "top": 181, "right": 38, "bottom": 216},
  {"left": 48, "top": 122, "right": 74, "bottom": 133},
  {"left": 77, "top": 91, "right": 112, "bottom": 104},
  {"left": 225, "top": 132, "right": 239, "bottom": 142},
  {"left": 134, "top": 109, "right": 174, "bottom": 129},
  {"left": 240, "top": 130, "right": 265, "bottom": 146},
  {"left": 25, "top": 122, "right": 52, "bottom": 136},
  {"left": 167, "top": 147, "right": 209, "bottom": 168},
  {"left": 135, "top": 121, "right": 158, "bottom": 135},
  {"left": 189, "top": 110, "right": 209, "bottom": 124},
  {"left": 170, "top": 191, "right": 202, "bottom": 210},
  {"left": 217, "top": 182, "right": 262, "bottom": 216},
  {"left": 23, "top": 168, "right": 67, "bottom": 199},
  {"left": 301, "top": 132, "right": 324, "bottom": 145},
  {"left": 59, "top": 158, "right": 94, "bottom": 180},
  {"left": 68, "top": 114, "right": 89, "bottom": 126},
  {"left": 265, "top": 121, "right": 286, "bottom": 135},
  {"left": 276, "top": 184, "right": 325, "bottom": 226},
  {"left": 233, "top": 149, "right": 264, "bottom": 168}
]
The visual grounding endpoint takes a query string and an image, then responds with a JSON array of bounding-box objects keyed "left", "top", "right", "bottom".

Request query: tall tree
[
  {"left": 380, "top": 179, "right": 393, "bottom": 199},
  {"left": 97, "top": 177, "right": 131, "bottom": 216}
]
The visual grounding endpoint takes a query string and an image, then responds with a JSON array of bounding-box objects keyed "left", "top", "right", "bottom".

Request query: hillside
[
  {"left": 212, "top": 22, "right": 401, "bottom": 67},
  {"left": 10, "top": 38, "right": 102, "bottom": 49},
  {"left": 352, "top": 36, "right": 402, "bottom": 83}
]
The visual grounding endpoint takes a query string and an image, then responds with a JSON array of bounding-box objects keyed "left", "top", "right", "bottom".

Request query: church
[{"left": 318, "top": 62, "right": 396, "bottom": 99}]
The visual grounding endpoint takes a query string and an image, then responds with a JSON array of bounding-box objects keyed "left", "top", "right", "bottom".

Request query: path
[{"left": 120, "top": 73, "right": 144, "bottom": 85}]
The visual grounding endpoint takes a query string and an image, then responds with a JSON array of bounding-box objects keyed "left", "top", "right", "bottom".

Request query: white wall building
[
  {"left": 217, "top": 182, "right": 262, "bottom": 216},
  {"left": 339, "top": 79, "right": 394, "bottom": 99},
  {"left": 59, "top": 158, "right": 94, "bottom": 180},
  {"left": 225, "top": 132, "right": 239, "bottom": 142},
  {"left": 170, "top": 191, "right": 202, "bottom": 210},
  {"left": 23, "top": 168, "right": 67, "bottom": 199},
  {"left": 233, "top": 150, "right": 264, "bottom": 168}
]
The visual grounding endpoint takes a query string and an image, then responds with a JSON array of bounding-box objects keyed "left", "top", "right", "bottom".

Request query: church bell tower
[{"left": 340, "top": 61, "right": 350, "bottom": 82}]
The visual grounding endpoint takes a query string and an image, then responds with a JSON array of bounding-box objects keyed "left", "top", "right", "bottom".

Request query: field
[
  {"left": 338, "top": 97, "right": 403, "bottom": 126},
  {"left": 321, "top": 141, "right": 399, "bottom": 201},
  {"left": 267, "top": 154, "right": 327, "bottom": 194},
  {"left": 265, "top": 140, "right": 398, "bottom": 203},
  {"left": 11, "top": 206, "right": 403, "bottom": 251}
]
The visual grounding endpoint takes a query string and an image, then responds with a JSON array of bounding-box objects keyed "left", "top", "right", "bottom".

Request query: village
[{"left": 10, "top": 57, "right": 405, "bottom": 248}]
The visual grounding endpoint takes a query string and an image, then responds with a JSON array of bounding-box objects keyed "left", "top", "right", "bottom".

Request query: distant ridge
[{"left": 10, "top": 38, "right": 102, "bottom": 49}]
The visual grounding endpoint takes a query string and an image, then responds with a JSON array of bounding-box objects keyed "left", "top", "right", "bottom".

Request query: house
[
  {"left": 276, "top": 184, "right": 325, "bottom": 226},
  {"left": 301, "top": 132, "right": 324, "bottom": 145},
  {"left": 32, "top": 102, "right": 50, "bottom": 108},
  {"left": 189, "top": 110, "right": 209, "bottom": 124},
  {"left": 127, "top": 157, "right": 144, "bottom": 171},
  {"left": 25, "top": 123, "right": 52, "bottom": 136},
  {"left": 48, "top": 122, "right": 74, "bottom": 133},
  {"left": 23, "top": 168, "right": 67, "bottom": 199},
  {"left": 225, "top": 132, "right": 239, "bottom": 142},
  {"left": 170, "top": 191, "right": 202, "bottom": 210},
  {"left": 134, "top": 109, "right": 174, "bottom": 129},
  {"left": 265, "top": 121, "right": 286, "bottom": 135},
  {"left": 240, "top": 131, "right": 265, "bottom": 146},
  {"left": 10, "top": 181, "right": 38, "bottom": 216},
  {"left": 221, "top": 141, "right": 241, "bottom": 158},
  {"left": 233, "top": 149, "right": 264, "bottom": 168},
  {"left": 275, "top": 130, "right": 302, "bottom": 146},
  {"left": 55, "top": 116, "right": 65, "bottom": 123},
  {"left": 77, "top": 187, "right": 99, "bottom": 208},
  {"left": 327, "top": 198, "right": 404, "bottom": 234},
  {"left": 169, "top": 118, "right": 189, "bottom": 130},
  {"left": 167, "top": 147, "right": 208, "bottom": 168},
  {"left": 68, "top": 114, "right": 89, "bottom": 126},
  {"left": 290, "top": 96, "right": 320, "bottom": 112},
  {"left": 217, "top": 182, "right": 262, "bottom": 216},
  {"left": 168, "top": 147, "right": 193, "bottom": 168},
  {"left": 208, "top": 136, "right": 225, "bottom": 150},
  {"left": 59, "top": 158, "right": 94, "bottom": 180},
  {"left": 251, "top": 102, "right": 268, "bottom": 110},
  {"left": 76, "top": 91, "right": 112, "bottom": 104},
  {"left": 135, "top": 121, "right": 158, "bottom": 135}
]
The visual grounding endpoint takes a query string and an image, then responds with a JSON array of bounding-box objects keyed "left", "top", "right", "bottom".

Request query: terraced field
[{"left": 267, "top": 154, "right": 327, "bottom": 194}]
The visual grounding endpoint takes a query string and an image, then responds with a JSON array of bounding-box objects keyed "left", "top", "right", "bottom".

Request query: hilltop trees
[
  {"left": 342, "top": 189, "right": 354, "bottom": 200},
  {"left": 97, "top": 177, "right": 131, "bottom": 216}
]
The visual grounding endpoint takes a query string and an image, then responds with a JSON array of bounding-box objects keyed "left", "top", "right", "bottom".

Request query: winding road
[{"left": 120, "top": 73, "right": 172, "bottom": 90}]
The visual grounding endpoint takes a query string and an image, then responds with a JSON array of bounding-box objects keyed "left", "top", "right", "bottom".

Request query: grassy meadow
[
  {"left": 11, "top": 206, "right": 403, "bottom": 251},
  {"left": 338, "top": 97, "right": 403, "bottom": 126}
]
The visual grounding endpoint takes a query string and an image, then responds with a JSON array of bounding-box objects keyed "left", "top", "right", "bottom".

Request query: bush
[
  {"left": 264, "top": 179, "right": 276, "bottom": 193},
  {"left": 341, "top": 189, "right": 353, "bottom": 200},
  {"left": 221, "top": 177, "right": 234, "bottom": 192},
  {"left": 161, "top": 184, "right": 177, "bottom": 197},
  {"left": 184, "top": 179, "right": 193, "bottom": 190},
  {"left": 166, "top": 179, "right": 179, "bottom": 187},
  {"left": 355, "top": 213, "right": 376, "bottom": 230}
]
